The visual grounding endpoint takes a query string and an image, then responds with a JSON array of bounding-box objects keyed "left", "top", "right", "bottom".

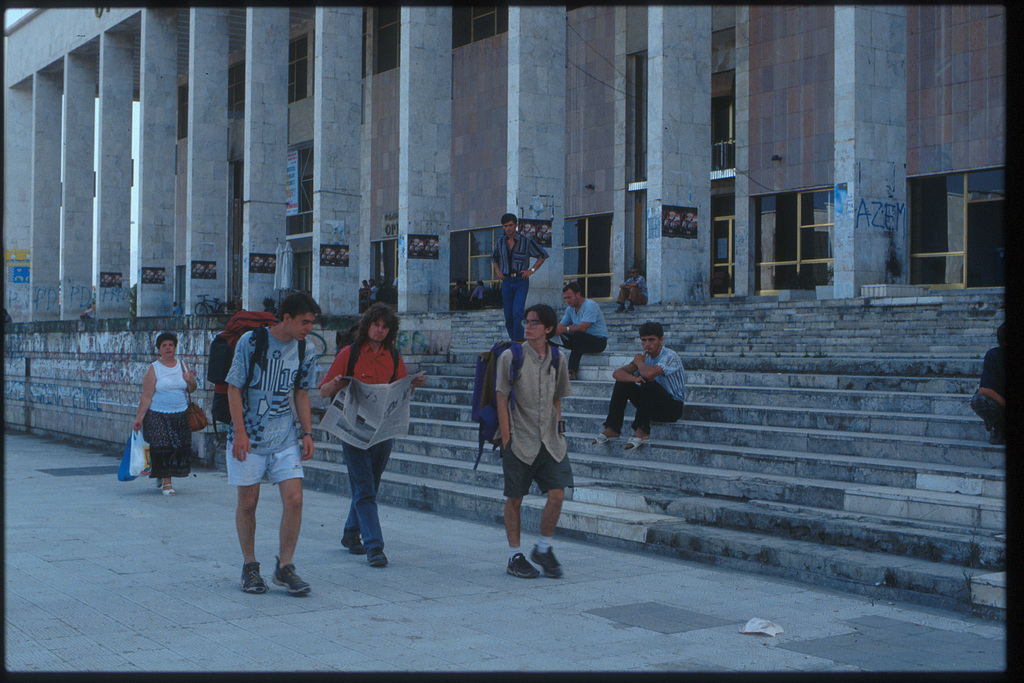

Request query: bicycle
[
  {"left": 194, "top": 293, "right": 229, "bottom": 316},
  {"left": 305, "top": 330, "right": 328, "bottom": 357}
]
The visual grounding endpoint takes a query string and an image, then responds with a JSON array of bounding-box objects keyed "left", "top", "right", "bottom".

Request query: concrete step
[
  {"left": 384, "top": 430, "right": 1004, "bottom": 499},
  {"left": 300, "top": 454, "right": 1002, "bottom": 613},
  {"left": 403, "top": 414, "right": 1002, "bottom": 470},
  {"left": 415, "top": 381, "right": 973, "bottom": 416}
]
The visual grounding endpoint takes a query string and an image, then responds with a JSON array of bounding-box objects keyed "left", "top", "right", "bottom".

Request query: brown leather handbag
[{"left": 184, "top": 364, "right": 208, "bottom": 431}]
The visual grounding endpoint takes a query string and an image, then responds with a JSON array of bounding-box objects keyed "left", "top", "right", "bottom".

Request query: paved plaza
[{"left": 3, "top": 431, "right": 1007, "bottom": 673}]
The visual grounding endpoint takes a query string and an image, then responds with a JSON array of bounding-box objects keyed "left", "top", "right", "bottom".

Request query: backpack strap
[
  {"left": 240, "top": 326, "right": 269, "bottom": 416},
  {"left": 294, "top": 338, "right": 307, "bottom": 389},
  {"left": 346, "top": 342, "right": 361, "bottom": 378}
]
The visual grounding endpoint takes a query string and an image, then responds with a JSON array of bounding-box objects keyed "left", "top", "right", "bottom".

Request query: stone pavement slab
[{"left": 3, "top": 431, "right": 1007, "bottom": 673}]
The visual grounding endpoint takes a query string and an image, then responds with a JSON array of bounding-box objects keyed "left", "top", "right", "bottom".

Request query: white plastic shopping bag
[{"left": 118, "top": 430, "right": 152, "bottom": 481}]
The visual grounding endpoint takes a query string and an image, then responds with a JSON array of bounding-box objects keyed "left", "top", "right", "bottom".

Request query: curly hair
[
  {"left": 353, "top": 302, "right": 400, "bottom": 349},
  {"left": 155, "top": 332, "right": 178, "bottom": 349}
]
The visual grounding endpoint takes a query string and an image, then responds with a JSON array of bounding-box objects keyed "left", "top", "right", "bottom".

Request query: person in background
[
  {"left": 592, "top": 321, "right": 685, "bottom": 451},
  {"left": 172, "top": 301, "right": 183, "bottom": 315},
  {"left": 132, "top": 332, "right": 197, "bottom": 495},
  {"left": 470, "top": 280, "right": 487, "bottom": 309},
  {"left": 616, "top": 267, "right": 648, "bottom": 313},
  {"left": 970, "top": 322, "right": 1005, "bottom": 445},
  {"left": 491, "top": 212, "right": 548, "bottom": 341},
  {"left": 555, "top": 281, "right": 608, "bottom": 381}
]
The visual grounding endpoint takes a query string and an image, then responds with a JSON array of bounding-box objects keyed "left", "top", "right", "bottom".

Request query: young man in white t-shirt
[{"left": 226, "top": 292, "right": 320, "bottom": 595}]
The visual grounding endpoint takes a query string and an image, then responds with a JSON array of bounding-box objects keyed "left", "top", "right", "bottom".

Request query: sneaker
[
  {"left": 272, "top": 557, "right": 311, "bottom": 595},
  {"left": 366, "top": 547, "right": 388, "bottom": 568},
  {"left": 624, "top": 301, "right": 634, "bottom": 312},
  {"left": 507, "top": 552, "right": 540, "bottom": 579},
  {"left": 615, "top": 303, "right": 625, "bottom": 313},
  {"left": 241, "top": 561, "right": 267, "bottom": 594},
  {"left": 341, "top": 535, "right": 366, "bottom": 555},
  {"left": 530, "top": 546, "right": 564, "bottom": 578}
]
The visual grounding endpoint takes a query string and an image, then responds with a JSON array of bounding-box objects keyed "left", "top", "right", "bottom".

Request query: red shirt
[{"left": 319, "top": 342, "right": 406, "bottom": 387}]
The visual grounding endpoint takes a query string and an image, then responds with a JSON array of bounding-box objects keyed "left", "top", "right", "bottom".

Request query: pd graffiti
[{"left": 855, "top": 198, "right": 905, "bottom": 232}]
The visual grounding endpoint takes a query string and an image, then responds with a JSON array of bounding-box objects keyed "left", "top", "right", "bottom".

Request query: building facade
[{"left": 3, "top": 6, "right": 1005, "bottom": 321}]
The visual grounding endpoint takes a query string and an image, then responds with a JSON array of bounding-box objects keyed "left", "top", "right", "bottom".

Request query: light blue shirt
[
  {"left": 643, "top": 346, "right": 686, "bottom": 402},
  {"left": 561, "top": 298, "right": 608, "bottom": 339}
]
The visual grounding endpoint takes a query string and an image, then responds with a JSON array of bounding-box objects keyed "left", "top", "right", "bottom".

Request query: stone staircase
[{"left": 304, "top": 289, "right": 1006, "bottom": 616}]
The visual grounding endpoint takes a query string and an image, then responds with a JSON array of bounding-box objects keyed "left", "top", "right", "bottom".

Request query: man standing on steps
[
  {"left": 555, "top": 281, "right": 608, "bottom": 380},
  {"left": 492, "top": 212, "right": 548, "bottom": 341},
  {"left": 227, "top": 292, "right": 321, "bottom": 595},
  {"left": 592, "top": 321, "right": 686, "bottom": 451},
  {"left": 497, "top": 303, "right": 573, "bottom": 578}
]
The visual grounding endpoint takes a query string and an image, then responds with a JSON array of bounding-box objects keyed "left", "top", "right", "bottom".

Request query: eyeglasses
[{"left": 522, "top": 319, "right": 545, "bottom": 328}]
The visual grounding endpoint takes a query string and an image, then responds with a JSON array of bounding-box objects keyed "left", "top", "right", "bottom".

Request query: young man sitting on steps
[{"left": 592, "top": 321, "right": 686, "bottom": 451}]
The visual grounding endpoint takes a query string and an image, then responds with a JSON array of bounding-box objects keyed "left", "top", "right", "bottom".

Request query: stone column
[
  {"left": 507, "top": 6, "right": 566, "bottom": 305},
  {"left": 833, "top": 6, "right": 908, "bottom": 299},
  {"left": 138, "top": 8, "right": 178, "bottom": 317},
  {"left": 242, "top": 7, "right": 289, "bottom": 311},
  {"left": 31, "top": 70, "right": 63, "bottom": 321},
  {"left": 732, "top": 6, "right": 753, "bottom": 297},
  {"left": 398, "top": 6, "right": 452, "bottom": 313},
  {"left": 61, "top": 51, "right": 96, "bottom": 320},
  {"left": 4, "top": 82, "right": 33, "bottom": 320},
  {"left": 187, "top": 8, "right": 230, "bottom": 309},
  {"left": 645, "top": 6, "right": 712, "bottom": 304},
  {"left": 95, "top": 31, "right": 133, "bottom": 318},
  {"left": 313, "top": 7, "right": 363, "bottom": 316}
]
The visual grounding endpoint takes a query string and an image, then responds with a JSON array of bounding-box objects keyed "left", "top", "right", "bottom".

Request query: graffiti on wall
[{"left": 855, "top": 198, "right": 905, "bottom": 232}]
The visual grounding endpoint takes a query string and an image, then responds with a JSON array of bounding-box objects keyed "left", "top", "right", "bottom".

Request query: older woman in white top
[{"left": 132, "top": 332, "right": 197, "bottom": 495}]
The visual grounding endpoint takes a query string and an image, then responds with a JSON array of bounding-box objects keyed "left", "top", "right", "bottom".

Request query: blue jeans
[
  {"left": 341, "top": 439, "right": 393, "bottom": 551},
  {"left": 501, "top": 276, "right": 530, "bottom": 341}
]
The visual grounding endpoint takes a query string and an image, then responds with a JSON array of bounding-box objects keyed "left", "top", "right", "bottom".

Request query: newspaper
[{"left": 318, "top": 373, "right": 423, "bottom": 449}]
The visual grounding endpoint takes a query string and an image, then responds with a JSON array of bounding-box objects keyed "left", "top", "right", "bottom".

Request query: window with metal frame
[
  {"left": 375, "top": 7, "right": 399, "bottom": 74},
  {"left": 286, "top": 145, "right": 314, "bottom": 236},
  {"left": 228, "top": 61, "right": 245, "bottom": 119},
  {"left": 754, "top": 188, "right": 834, "bottom": 293},
  {"left": 177, "top": 84, "right": 187, "bottom": 140},
  {"left": 711, "top": 194, "right": 735, "bottom": 296},
  {"left": 288, "top": 36, "right": 308, "bottom": 103},
  {"left": 450, "top": 226, "right": 503, "bottom": 306},
  {"left": 564, "top": 214, "right": 613, "bottom": 300},
  {"left": 909, "top": 169, "right": 1004, "bottom": 289},
  {"left": 452, "top": 6, "right": 508, "bottom": 49}
]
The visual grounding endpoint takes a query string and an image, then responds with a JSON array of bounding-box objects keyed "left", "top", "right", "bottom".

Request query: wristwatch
[{"left": 302, "top": 432, "right": 314, "bottom": 439}]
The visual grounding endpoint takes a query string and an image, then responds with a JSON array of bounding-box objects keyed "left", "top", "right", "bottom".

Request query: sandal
[
  {"left": 162, "top": 484, "right": 175, "bottom": 496},
  {"left": 592, "top": 432, "right": 619, "bottom": 445},
  {"left": 624, "top": 436, "right": 649, "bottom": 451}
]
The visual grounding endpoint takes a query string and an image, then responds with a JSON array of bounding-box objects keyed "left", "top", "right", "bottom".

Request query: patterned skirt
[{"left": 142, "top": 409, "right": 192, "bottom": 478}]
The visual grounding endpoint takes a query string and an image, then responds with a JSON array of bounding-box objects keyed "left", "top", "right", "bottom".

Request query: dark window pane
[
  {"left": 564, "top": 249, "right": 585, "bottom": 277},
  {"left": 450, "top": 232, "right": 468, "bottom": 282},
  {"left": 586, "top": 276, "right": 612, "bottom": 300},
  {"left": 587, "top": 215, "right": 612, "bottom": 273},
  {"left": 564, "top": 219, "right": 581, "bottom": 247},
  {"left": 967, "top": 169, "right": 1004, "bottom": 200},
  {"left": 452, "top": 6, "right": 471, "bottom": 48},
  {"left": 911, "top": 255, "right": 963, "bottom": 286},
  {"left": 966, "top": 200, "right": 1005, "bottom": 287}
]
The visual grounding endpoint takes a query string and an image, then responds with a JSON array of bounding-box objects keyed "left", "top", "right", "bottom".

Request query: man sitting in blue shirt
[
  {"left": 616, "top": 267, "right": 648, "bottom": 313},
  {"left": 592, "top": 321, "right": 686, "bottom": 451},
  {"left": 554, "top": 281, "right": 608, "bottom": 381}
]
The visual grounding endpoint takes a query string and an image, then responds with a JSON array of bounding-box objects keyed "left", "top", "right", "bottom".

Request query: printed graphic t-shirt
[{"left": 225, "top": 329, "right": 319, "bottom": 454}]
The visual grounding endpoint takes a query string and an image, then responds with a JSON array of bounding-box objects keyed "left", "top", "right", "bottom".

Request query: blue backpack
[{"left": 470, "top": 340, "right": 561, "bottom": 469}]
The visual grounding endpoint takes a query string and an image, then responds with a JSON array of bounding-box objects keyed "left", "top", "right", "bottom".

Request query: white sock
[{"left": 536, "top": 537, "right": 552, "bottom": 554}]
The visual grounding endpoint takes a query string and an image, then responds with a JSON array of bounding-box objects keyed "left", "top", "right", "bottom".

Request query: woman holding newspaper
[{"left": 319, "top": 303, "right": 426, "bottom": 568}]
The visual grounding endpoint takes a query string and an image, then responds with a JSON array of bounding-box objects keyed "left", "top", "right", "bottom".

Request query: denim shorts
[
  {"left": 502, "top": 442, "right": 573, "bottom": 498},
  {"left": 226, "top": 441, "right": 303, "bottom": 486}
]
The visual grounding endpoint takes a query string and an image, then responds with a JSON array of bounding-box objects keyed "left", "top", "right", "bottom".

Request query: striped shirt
[
  {"left": 492, "top": 233, "right": 548, "bottom": 277},
  {"left": 644, "top": 346, "right": 686, "bottom": 402}
]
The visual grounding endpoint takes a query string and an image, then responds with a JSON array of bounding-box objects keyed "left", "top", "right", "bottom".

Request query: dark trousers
[
  {"left": 604, "top": 380, "right": 684, "bottom": 435},
  {"left": 559, "top": 332, "right": 607, "bottom": 373},
  {"left": 970, "top": 393, "right": 1005, "bottom": 439}
]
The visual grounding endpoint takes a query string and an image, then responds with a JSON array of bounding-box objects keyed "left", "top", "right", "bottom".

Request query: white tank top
[{"left": 149, "top": 359, "right": 189, "bottom": 414}]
